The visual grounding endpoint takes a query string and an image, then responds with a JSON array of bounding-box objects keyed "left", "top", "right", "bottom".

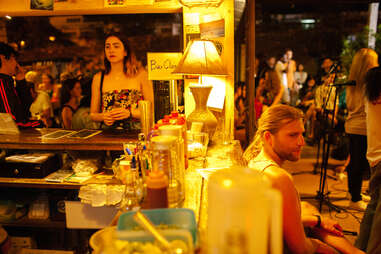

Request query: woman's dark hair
[
  {"left": 365, "top": 66, "right": 381, "bottom": 102},
  {"left": 103, "top": 32, "right": 140, "bottom": 76},
  {"left": 60, "top": 78, "right": 79, "bottom": 105}
]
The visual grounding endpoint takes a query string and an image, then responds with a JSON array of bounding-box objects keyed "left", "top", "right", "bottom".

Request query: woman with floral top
[{"left": 90, "top": 32, "right": 154, "bottom": 131}]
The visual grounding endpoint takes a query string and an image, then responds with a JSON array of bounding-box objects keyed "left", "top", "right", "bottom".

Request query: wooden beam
[{"left": 246, "top": 0, "right": 256, "bottom": 143}]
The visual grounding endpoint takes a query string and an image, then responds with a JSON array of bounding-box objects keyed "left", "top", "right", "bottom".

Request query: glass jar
[{"left": 150, "top": 135, "right": 182, "bottom": 207}]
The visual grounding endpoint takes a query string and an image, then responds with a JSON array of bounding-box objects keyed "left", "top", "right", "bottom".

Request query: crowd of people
[
  {"left": 235, "top": 47, "right": 381, "bottom": 253},
  {"left": 0, "top": 32, "right": 154, "bottom": 131}
]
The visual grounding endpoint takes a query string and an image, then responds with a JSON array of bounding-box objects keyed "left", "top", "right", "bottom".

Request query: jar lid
[
  {"left": 119, "top": 160, "right": 130, "bottom": 170},
  {"left": 159, "top": 125, "right": 182, "bottom": 137},
  {"left": 151, "top": 136, "right": 177, "bottom": 150}
]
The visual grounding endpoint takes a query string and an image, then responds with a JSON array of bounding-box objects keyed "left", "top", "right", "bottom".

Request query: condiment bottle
[
  {"left": 145, "top": 170, "right": 168, "bottom": 209},
  {"left": 150, "top": 135, "right": 180, "bottom": 207},
  {"left": 177, "top": 116, "right": 189, "bottom": 169},
  {"left": 158, "top": 125, "right": 185, "bottom": 204}
]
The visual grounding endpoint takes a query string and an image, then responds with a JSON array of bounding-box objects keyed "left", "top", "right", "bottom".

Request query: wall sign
[{"left": 147, "top": 52, "right": 183, "bottom": 80}]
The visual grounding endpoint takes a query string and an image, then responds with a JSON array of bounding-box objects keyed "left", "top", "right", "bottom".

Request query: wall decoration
[{"left": 30, "top": 0, "right": 54, "bottom": 10}]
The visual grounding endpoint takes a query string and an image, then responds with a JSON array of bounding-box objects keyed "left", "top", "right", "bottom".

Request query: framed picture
[{"left": 30, "top": 0, "right": 54, "bottom": 10}]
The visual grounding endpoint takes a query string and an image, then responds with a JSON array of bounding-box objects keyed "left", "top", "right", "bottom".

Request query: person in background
[
  {"left": 285, "top": 49, "right": 297, "bottom": 106},
  {"left": 317, "top": 57, "right": 334, "bottom": 86},
  {"left": 258, "top": 55, "right": 276, "bottom": 80},
  {"left": 60, "top": 78, "right": 82, "bottom": 129},
  {"left": 299, "top": 76, "right": 317, "bottom": 141},
  {"left": 256, "top": 69, "right": 284, "bottom": 112},
  {"left": 345, "top": 48, "right": 378, "bottom": 211},
  {"left": 0, "top": 42, "right": 41, "bottom": 128},
  {"left": 24, "top": 70, "right": 40, "bottom": 104},
  {"left": 90, "top": 32, "right": 154, "bottom": 131},
  {"left": 243, "top": 104, "right": 364, "bottom": 254},
  {"left": 275, "top": 51, "right": 290, "bottom": 104},
  {"left": 294, "top": 63, "right": 308, "bottom": 100},
  {"left": 40, "top": 73, "right": 60, "bottom": 108},
  {"left": 29, "top": 78, "right": 54, "bottom": 127},
  {"left": 355, "top": 66, "right": 381, "bottom": 254}
]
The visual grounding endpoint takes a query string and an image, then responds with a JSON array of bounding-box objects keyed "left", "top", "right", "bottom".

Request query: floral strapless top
[
  {"left": 102, "top": 88, "right": 143, "bottom": 112},
  {"left": 101, "top": 88, "right": 143, "bottom": 131}
]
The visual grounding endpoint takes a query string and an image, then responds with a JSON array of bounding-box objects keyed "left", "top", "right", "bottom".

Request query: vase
[{"left": 187, "top": 85, "right": 217, "bottom": 140}]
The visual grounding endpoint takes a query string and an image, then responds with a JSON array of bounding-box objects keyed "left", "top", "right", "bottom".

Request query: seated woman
[
  {"left": 60, "top": 78, "right": 82, "bottom": 129},
  {"left": 90, "top": 32, "right": 154, "bottom": 131}
]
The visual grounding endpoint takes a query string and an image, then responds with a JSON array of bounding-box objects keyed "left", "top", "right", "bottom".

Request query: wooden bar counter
[
  {"left": 0, "top": 128, "right": 245, "bottom": 239},
  {"left": 0, "top": 128, "right": 139, "bottom": 151}
]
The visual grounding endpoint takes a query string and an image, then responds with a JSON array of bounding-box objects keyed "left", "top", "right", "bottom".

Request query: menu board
[{"left": 147, "top": 52, "right": 183, "bottom": 80}]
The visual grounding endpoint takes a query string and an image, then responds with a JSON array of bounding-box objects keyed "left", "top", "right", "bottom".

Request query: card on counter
[
  {"left": 41, "top": 130, "right": 75, "bottom": 139},
  {"left": 68, "top": 129, "right": 102, "bottom": 139}
]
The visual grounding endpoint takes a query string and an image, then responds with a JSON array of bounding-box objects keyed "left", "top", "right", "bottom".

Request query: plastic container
[
  {"left": 117, "top": 208, "right": 198, "bottom": 246},
  {"left": 90, "top": 226, "right": 193, "bottom": 254}
]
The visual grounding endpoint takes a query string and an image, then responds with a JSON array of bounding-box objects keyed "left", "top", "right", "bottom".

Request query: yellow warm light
[
  {"left": 172, "top": 39, "right": 227, "bottom": 76},
  {"left": 5, "top": 15, "right": 12, "bottom": 20},
  {"left": 222, "top": 179, "right": 232, "bottom": 188},
  {"left": 20, "top": 41, "right": 25, "bottom": 47},
  {"left": 49, "top": 36, "right": 56, "bottom": 42}
]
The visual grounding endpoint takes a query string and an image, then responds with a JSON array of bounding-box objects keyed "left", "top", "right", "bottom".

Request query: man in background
[{"left": 0, "top": 42, "right": 41, "bottom": 128}]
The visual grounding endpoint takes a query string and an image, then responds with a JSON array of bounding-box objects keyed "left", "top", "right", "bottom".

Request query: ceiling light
[{"left": 301, "top": 19, "right": 315, "bottom": 24}]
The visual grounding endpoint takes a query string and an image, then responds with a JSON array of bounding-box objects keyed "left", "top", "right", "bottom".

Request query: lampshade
[{"left": 172, "top": 39, "right": 227, "bottom": 76}]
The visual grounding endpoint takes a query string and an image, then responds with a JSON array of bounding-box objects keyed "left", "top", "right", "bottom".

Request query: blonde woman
[
  {"left": 90, "top": 32, "right": 154, "bottom": 131},
  {"left": 345, "top": 48, "right": 378, "bottom": 211}
]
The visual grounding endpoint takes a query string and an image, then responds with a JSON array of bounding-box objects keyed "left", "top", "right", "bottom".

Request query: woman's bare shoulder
[{"left": 92, "top": 72, "right": 102, "bottom": 87}]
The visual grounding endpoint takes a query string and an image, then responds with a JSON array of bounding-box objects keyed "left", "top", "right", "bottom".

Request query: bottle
[
  {"left": 150, "top": 135, "right": 180, "bottom": 207},
  {"left": 177, "top": 116, "right": 189, "bottom": 169},
  {"left": 158, "top": 125, "right": 185, "bottom": 204},
  {"left": 145, "top": 170, "right": 168, "bottom": 209},
  {"left": 119, "top": 160, "right": 140, "bottom": 211}
]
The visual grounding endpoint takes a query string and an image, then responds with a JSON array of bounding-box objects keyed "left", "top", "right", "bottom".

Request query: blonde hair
[
  {"left": 348, "top": 48, "right": 378, "bottom": 92},
  {"left": 243, "top": 104, "right": 304, "bottom": 163}
]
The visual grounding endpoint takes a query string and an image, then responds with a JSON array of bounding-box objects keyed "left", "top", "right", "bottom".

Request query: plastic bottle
[
  {"left": 177, "top": 116, "right": 189, "bottom": 169},
  {"left": 150, "top": 135, "right": 179, "bottom": 207},
  {"left": 145, "top": 170, "right": 168, "bottom": 209}
]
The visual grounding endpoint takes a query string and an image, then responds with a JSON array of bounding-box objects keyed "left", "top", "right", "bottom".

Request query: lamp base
[{"left": 187, "top": 85, "right": 217, "bottom": 141}]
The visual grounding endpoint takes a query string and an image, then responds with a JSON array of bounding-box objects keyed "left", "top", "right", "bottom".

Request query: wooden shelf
[
  {"left": 2, "top": 217, "right": 66, "bottom": 228},
  {"left": 0, "top": 177, "right": 83, "bottom": 189}
]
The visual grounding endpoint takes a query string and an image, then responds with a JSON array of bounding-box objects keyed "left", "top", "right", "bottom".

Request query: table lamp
[{"left": 172, "top": 39, "right": 227, "bottom": 140}]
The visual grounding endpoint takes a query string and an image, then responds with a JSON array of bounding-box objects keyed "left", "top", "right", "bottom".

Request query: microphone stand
[{"left": 302, "top": 67, "right": 343, "bottom": 213}]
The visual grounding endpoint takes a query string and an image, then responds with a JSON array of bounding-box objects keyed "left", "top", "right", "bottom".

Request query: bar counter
[
  {"left": 0, "top": 128, "right": 245, "bottom": 242},
  {"left": 0, "top": 128, "right": 139, "bottom": 151}
]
